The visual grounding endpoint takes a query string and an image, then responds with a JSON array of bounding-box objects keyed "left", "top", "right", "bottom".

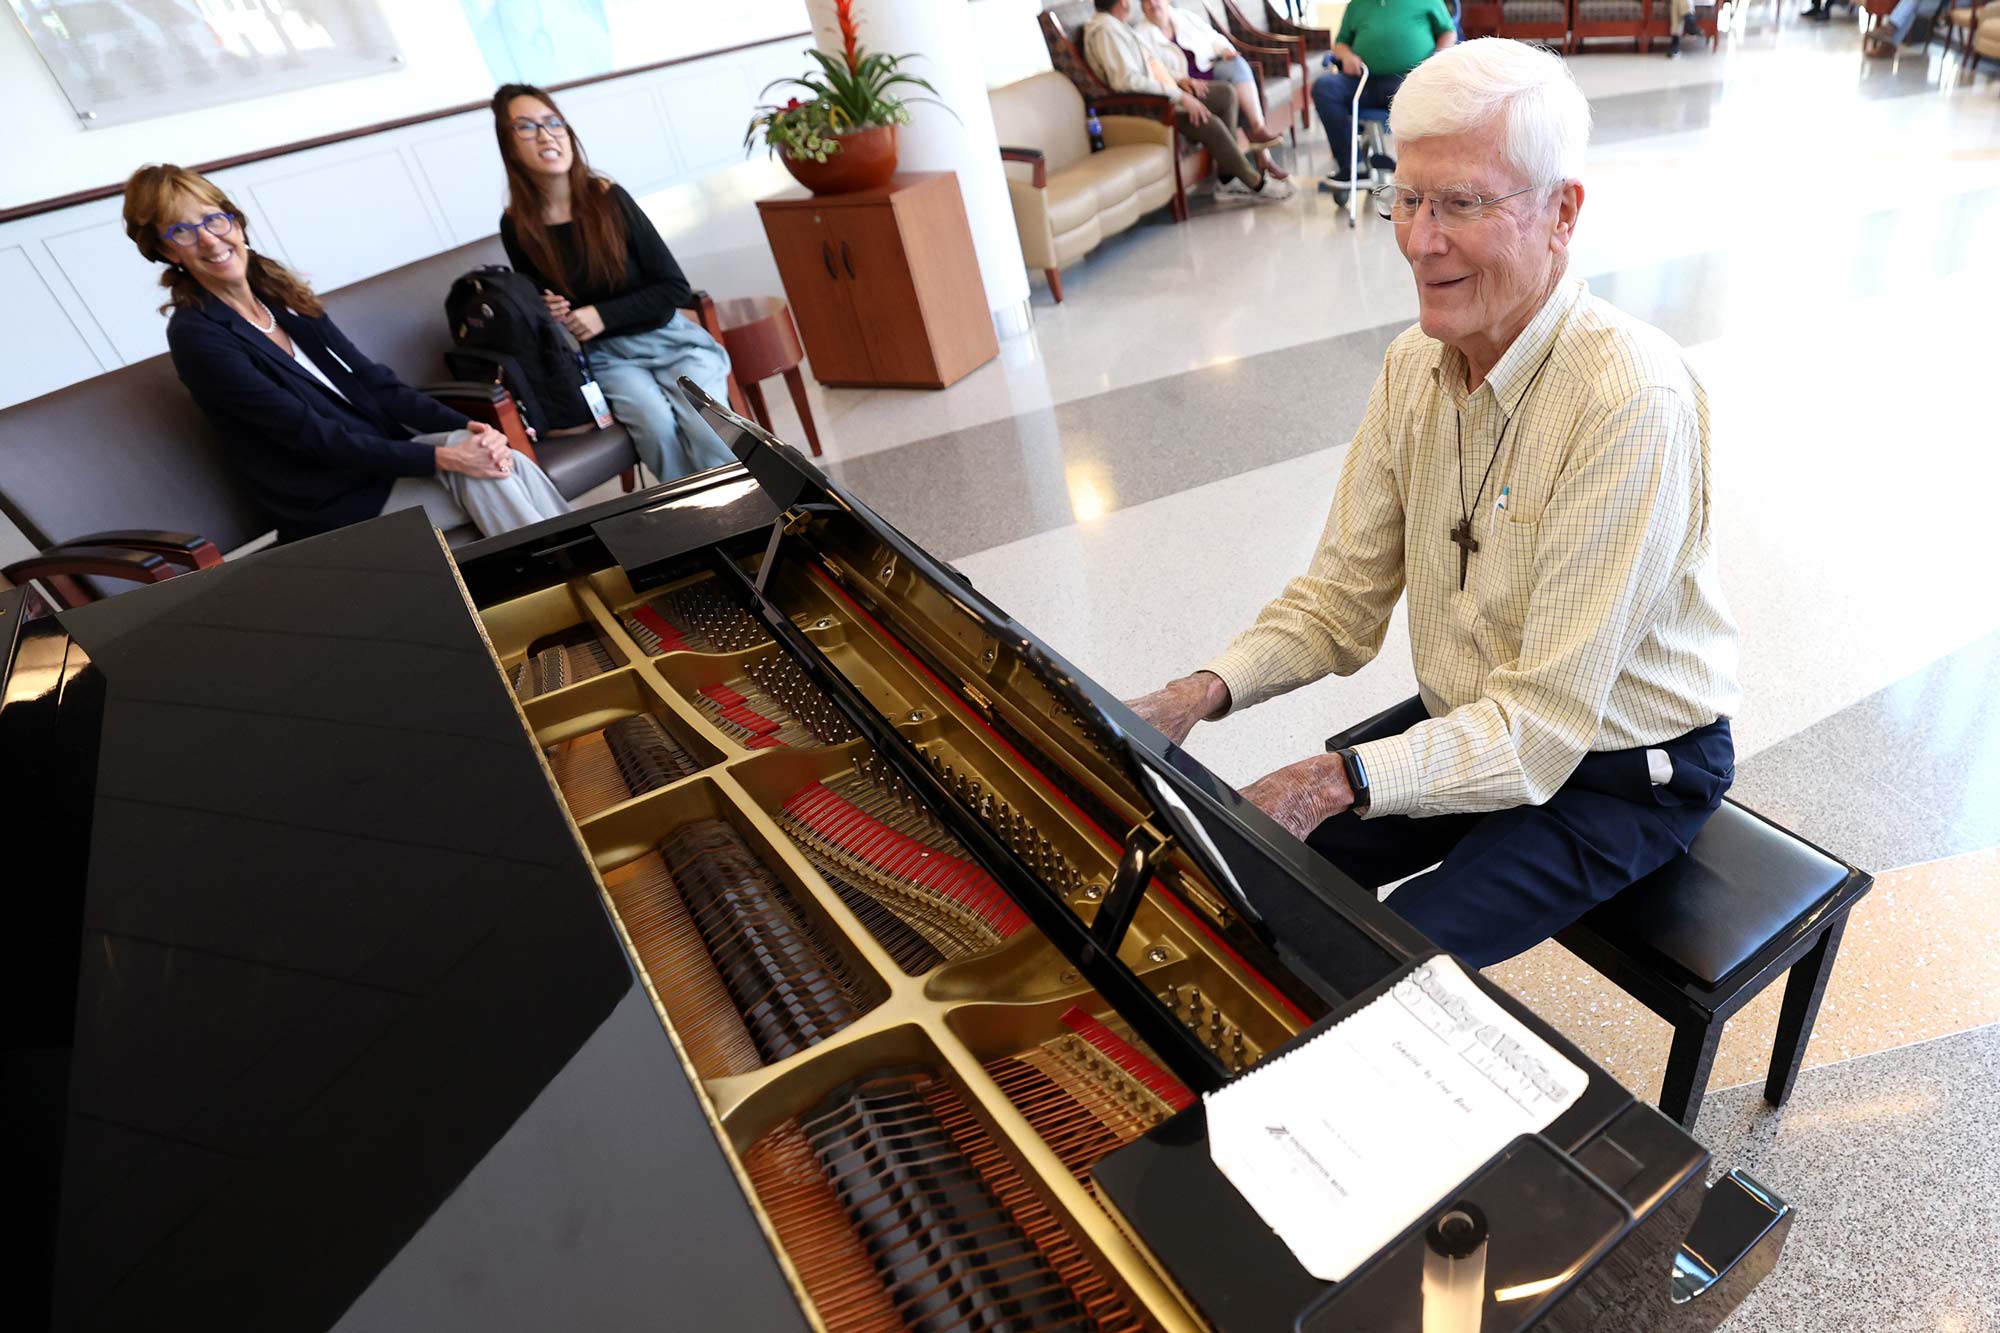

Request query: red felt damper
[
  {"left": 1060, "top": 1006, "right": 1195, "bottom": 1112},
  {"left": 630, "top": 605, "right": 690, "bottom": 652},
  {"left": 783, "top": 781, "right": 1029, "bottom": 937},
  {"left": 699, "top": 683, "right": 781, "bottom": 736}
]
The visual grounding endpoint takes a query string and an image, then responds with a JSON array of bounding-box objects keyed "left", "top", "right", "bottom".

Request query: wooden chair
[
  {"left": 1570, "top": 0, "right": 1655, "bottom": 50},
  {"left": 1211, "top": 0, "right": 1312, "bottom": 134},
  {"left": 1496, "top": 0, "right": 1574, "bottom": 46}
]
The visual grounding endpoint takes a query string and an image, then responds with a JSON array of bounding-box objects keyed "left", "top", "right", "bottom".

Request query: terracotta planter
[{"left": 782, "top": 125, "right": 899, "bottom": 196}]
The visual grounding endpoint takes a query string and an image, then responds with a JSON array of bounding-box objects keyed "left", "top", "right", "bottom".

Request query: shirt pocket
[{"left": 1474, "top": 515, "right": 1540, "bottom": 641}]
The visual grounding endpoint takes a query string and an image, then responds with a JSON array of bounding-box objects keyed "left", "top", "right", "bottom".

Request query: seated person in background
[
  {"left": 123, "top": 165, "right": 569, "bottom": 545},
  {"left": 1663, "top": 0, "right": 1707, "bottom": 58},
  {"left": 1126, "top": 41, "right": 1740, "bottom": 967},
  {"left": 1083, "top": 0, "right": 1295, "bottom": 201},
  {"left": 1313, "top": 0, "right": 1456, "bottom": 191},
  {"left": 1864, "top": 0, "right": 1941, "bottom": 51},
  {"left": 1137, "top": 0, "right": 1290, "bottom": 181},
  {"left": 492, "top": 83, "right": 735, "bottom": 483}
]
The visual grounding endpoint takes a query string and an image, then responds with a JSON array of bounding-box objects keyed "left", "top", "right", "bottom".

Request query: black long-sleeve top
[{"left": 499, "top": 182, "right": 691, "bottom": 339}]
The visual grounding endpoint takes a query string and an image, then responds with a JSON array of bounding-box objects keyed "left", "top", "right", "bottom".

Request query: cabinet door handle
[
  {"left": 821, "top": 241, "right": 837, "bottom": 279},
  {"left": 840, "top": 241, "right": 856, "bottom": 279}
]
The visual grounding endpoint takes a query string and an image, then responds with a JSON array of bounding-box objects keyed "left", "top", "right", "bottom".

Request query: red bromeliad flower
[
  {"left": 785, "top": 97, "right": 802, "bottom": 110},
  {"left": 834, "top": 0, "right": 860, "bottom": 71}
]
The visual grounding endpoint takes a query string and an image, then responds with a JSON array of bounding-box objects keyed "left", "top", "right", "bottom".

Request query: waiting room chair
[
  {"left": 1497, "top": 0, "right": 1575, "bottom": 44},
  {"left": 1206, "top": 0, "right": 1309, "bottom": 134},
  {"left": 1571, "top": 0, "right": 1657, "bottom": 50},
  {"left": 1038, "top": 3, "right": 1194, "bottom": 222}
]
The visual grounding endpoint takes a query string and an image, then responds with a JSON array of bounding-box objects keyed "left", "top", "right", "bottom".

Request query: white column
[{"left": 803, "top": 0, "right": 1031, "bottom": 337}]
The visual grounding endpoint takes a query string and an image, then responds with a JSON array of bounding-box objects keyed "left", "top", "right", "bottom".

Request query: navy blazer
[{"left": 167, "top": 294, "right": 468, "bottom": 542}]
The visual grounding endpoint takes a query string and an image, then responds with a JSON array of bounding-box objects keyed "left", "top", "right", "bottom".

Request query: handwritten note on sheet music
[{"left": 1205, "top": 956, "right": 1588, "bottom": 1283}]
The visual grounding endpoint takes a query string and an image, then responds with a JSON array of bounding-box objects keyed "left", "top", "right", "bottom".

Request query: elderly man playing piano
[{"left": 1128, "top": 39, "right": 1739, "bottom": 968}]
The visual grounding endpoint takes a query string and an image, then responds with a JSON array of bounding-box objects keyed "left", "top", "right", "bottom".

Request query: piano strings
[
  {"left": 512, "top": 624, "right": 619, "bottom": 700},
  {"left": 601, "top": 818, "right": 882, "bottom": 1078},
  {"left": 742, "top": 1072, "right": 1146, "bottom": 1333},
  {"left": 546, "top": 712, "right": 704, "bottom": 819}
]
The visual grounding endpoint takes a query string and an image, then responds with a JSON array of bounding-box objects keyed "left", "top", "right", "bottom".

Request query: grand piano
[{"left": 7, "top": 388, "right": 1789, "bottom": 1331}]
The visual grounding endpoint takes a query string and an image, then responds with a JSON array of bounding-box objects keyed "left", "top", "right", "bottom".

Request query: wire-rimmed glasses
[{"left": 1372, "top": 183, "right": 1554, "bottom": 228}]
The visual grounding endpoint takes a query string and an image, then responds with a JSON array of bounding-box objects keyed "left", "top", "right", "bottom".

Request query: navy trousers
[
  {"left": 1310, "top": 69, "right": 1403, "bottom": 176},
  {"left": 1307, "top": 702, "right": 1734, "bottom": 967}
]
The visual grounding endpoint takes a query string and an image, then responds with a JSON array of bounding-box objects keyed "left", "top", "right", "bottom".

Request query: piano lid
[{"left": 9, "top": 511, "right": 807, "bottom": 1333}]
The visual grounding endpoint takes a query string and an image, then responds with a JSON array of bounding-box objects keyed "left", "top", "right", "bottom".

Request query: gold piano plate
[{"left": 478, "top": 561, "right": 1311, "bottom": 1332}]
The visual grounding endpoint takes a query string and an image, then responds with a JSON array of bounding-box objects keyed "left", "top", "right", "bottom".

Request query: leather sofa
[
  {"left": 989, "top": 70, "right": 1180, "bottom": 302},
  {"left": 1, "top": 237, "right": 734, "bottom": 602}
]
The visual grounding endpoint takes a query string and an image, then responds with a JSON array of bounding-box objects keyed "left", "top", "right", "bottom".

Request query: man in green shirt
[{"left": 1312, "top": 0, "right": 1457, "bottom": 188}]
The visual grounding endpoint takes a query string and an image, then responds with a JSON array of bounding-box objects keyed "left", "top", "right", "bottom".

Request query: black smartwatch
[{"left": 1336, "top": 747, "right": 1370, "bottom": 814}]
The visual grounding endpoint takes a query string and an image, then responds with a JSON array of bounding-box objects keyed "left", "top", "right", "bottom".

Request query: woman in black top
[{"left": 493, "top": 84, "right": 735, "bottom": 482}]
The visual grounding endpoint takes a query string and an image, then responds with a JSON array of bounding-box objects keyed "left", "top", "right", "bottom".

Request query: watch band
[{"left": 1337, "top": 746, "right": 1370, "bottom": 814}]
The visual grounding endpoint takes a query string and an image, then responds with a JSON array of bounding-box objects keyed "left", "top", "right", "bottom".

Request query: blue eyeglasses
[{"left": 160, "top": 211, "right": 239, "bottom": 248}]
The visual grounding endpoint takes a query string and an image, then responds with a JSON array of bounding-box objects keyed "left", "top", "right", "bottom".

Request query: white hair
[{"left": 1386, "top": 39, "right": 1591, "bottom": 187}]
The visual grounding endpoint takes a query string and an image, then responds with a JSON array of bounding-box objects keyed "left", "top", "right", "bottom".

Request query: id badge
[{"left": 580, "top": 378, "right": 615, "bottom": 429}]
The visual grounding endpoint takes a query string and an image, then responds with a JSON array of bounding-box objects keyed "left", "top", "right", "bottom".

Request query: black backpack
[{"left": 444, "top": 266, "right": 595, "bottom": 433}]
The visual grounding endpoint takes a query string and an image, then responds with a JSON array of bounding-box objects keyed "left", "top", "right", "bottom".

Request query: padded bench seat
[
  {"left": 1328, "top": 696, "right": 1874, "bottom": 1132},
  {"left": 1559, "top": 800, "right": 1872, "bottom": 1130}
]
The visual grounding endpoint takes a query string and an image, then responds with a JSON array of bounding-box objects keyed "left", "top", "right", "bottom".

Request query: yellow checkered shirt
[{"left": 1207, "top": 277, "right": 1741, "bottom": 818}]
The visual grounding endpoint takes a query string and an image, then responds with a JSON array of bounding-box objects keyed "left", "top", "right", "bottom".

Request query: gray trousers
[
  {"left": 1177, "top": 79, "right": 1260, "bottom": 187},
  {"left": 381, "top": 431, "right": 570, "bottom": 537}
]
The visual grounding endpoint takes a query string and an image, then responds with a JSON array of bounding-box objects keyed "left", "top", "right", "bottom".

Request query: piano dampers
[
  {"left": 777, "top": 756, "right": 1028, "bottom": 976},
  {"left": 620, "top": 581, "right": 772, "bottom": 655},
  {"left": 547, "top": 714, "right": 704, "bottom": 819},
  {"left": 660, "top": 818, "right": 879, "bottom": 1064},
  {"left": 693, "top": 653, "right": 858, "bottom": 751},
  {"left": 743, "top": 1073, "right": 1144, "bottom": 1333},
  {"left": 513, "top": 625, "right": 618, "bottom": 700}
]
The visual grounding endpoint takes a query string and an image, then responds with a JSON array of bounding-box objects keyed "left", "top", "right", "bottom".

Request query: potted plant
[{"left": 743, "top": 0, "right": 947, "bottom": 196}]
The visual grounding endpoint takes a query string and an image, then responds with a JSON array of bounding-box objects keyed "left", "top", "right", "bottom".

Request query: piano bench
[
  {"left": 1324, "top": 697, "right": 1874, "bottom": 1133},
  {"left": 1556, "top": 799, "right": 1873, "bottom": 1132}
]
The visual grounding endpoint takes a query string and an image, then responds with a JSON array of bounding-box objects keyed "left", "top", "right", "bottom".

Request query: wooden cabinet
[{"left": 757, "top": 172, "right": 999, "bottom": 390}]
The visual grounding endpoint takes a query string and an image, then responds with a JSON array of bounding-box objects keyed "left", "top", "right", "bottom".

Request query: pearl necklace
[{"left": 246, "top": 298, "right": 277, "bottom": 333}]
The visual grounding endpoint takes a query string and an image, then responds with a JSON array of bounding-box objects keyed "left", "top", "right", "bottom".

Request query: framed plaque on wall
[{"left": 7, "top": 0, "right": 404, "bottom": 128}]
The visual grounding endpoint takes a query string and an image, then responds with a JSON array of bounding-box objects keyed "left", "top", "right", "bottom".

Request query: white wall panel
[
  {"left": 411, "top": 123, "right": 512, "bottom": 246},
  {"left": 45, "top": 219, "right": 176, "bottom": 366},
  {"left": 0, "top": 247, "right": 106, "bottom": 406},
  {"left": 559, "top": 84, "right": 679, "bottom": 196},
  {"left": 657, "top": 66, "right": 751, "bottom": 176},
  {"left": 247, "top": 151, "right": 449, "bottom": 293}
]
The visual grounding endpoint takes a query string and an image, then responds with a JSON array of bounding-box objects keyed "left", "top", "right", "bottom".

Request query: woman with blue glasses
[{"left": 122, "top": 164, "right": 568, "bottom": 545}]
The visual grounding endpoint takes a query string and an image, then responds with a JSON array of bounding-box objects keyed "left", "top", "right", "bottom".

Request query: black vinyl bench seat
[
  {"left": 1327, "top": 697, "right": 1875, "bottom": 1132},
  {"left": 1557, "top": 798, "right": 1872, "bottom": 1129}
]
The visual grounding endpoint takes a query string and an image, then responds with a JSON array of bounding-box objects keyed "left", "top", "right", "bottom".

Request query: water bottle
[{"left": 1087, "top": 107, "right": 1105, "bottom": 152}]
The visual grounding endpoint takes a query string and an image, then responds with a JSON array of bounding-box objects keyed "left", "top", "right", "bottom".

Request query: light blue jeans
[
  {"left": 1206, "top": 54, "right": 1256, "bottom": 85},
  {"left": 586, "top": 313, "right": 735, "bottom": 482}
]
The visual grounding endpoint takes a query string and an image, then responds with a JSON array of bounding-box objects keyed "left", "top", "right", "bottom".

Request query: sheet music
[{"left": 1205, "top": 956, "right": 1587, "bottom": 1283}]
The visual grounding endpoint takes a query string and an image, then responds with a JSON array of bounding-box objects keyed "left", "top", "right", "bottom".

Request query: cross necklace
[{"left": 1451, "top": 339, "right": 1561, "bottom": 590}]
